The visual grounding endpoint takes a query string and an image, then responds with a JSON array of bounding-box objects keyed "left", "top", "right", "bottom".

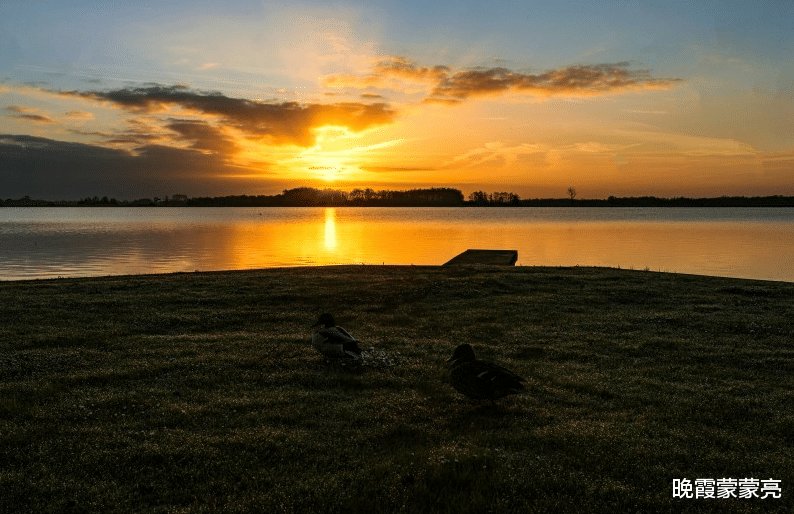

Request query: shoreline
[
  {"left": 2, "top": 264, "right": 793, "bottom": 285},
  {"left": 4, "top": 203, "right": 794, "bottom": 208}
]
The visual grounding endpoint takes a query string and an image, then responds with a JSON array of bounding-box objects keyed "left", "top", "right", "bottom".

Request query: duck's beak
[{"left": 310, "top": 318, "right": 322, "bottom": 328}]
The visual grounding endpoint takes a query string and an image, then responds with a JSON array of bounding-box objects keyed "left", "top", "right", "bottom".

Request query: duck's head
[
  {"left": 311, "top": 313, "right": 336, "bottom": 329},
  {"left": 448, "top": 343, "right": 476, "bottom": 366}
]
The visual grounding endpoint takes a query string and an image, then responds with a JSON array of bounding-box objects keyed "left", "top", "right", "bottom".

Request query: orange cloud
[
  {"left": 361, "top": 165, "right": 439, "bottom": 173},
  {"left": 64, "top": 85, "right": 396, "bottom": 147},
  {"left": 65, "top": 110, "right": 95, "bottom": 120},
  {"left": 5, "top": 105, "right": 56, "bottom": 124},
  {"left": 323, "top": 55, "right": 449, "bottom": 89}
]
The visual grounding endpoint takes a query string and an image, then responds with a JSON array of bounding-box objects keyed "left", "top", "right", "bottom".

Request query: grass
[{"left": 0, "top": 265, "right": 792, "bottom": 513}]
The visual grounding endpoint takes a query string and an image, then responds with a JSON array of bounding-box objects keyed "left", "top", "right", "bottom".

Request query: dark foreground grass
[{"left": 1, "top": 266, "right": 792, "bottom": 513}]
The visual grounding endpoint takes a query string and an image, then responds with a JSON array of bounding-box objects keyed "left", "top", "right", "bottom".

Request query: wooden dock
[{"left": 443, "top": 249, "right": 518, "bottom": 266}]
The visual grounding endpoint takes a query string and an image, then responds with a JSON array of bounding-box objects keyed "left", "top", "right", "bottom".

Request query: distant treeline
[
  {"left": 189, "top": 187, "right": 466, "bottom": 207},
  {"left": 0, "top": 188, "right": 465, "bottom": 207},
  {"left": 515, "top": 195, "right": 794, "bottom": 207},
  {"left": 3, "top": 188, "right": 794, "bottom": 207}
]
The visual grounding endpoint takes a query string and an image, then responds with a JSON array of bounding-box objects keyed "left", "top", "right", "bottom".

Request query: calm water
[{"left": 1, "top": 207, "right": 792, "bottom": 282}]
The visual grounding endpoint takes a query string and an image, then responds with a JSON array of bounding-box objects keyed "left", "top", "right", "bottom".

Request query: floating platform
[{"left": 443, "top": 249, "right": 518, "bottom": 266}]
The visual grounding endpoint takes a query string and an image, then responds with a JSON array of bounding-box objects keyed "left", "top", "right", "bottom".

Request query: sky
[{"left": 1, "top": 0, "right": 793, "bottom": 199}]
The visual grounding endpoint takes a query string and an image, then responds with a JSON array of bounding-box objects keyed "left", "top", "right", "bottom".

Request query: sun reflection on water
[{"left": 324, "top": 208, "right": 337, "bottom": 250}]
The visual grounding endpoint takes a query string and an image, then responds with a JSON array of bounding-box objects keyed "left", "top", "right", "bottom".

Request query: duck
[
  {"left": 447, "top": 344, "right": 525, "bottom": 401},
  {"left": 311, "top": 313, "right": 363, "bottom": 364}
]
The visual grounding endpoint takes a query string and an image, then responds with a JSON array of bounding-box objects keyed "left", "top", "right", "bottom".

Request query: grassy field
[{"left": 1, "top": 265, "right": 792, "bottom": 513}]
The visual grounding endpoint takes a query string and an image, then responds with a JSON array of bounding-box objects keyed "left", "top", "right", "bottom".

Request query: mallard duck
[
  {"left": 311, "top": 313, "right": 362, "bottom": 363},
  {"left": 448, "top": 344, "right": 525, "bottom": 400}
]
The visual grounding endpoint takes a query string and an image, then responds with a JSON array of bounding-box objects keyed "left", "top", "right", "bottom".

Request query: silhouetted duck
[
  {"left": 448, "top": 344, "right": 525, "bottom": 401},
  {"left": 311, "top": 313, "right": 363, "bottom": 364}
]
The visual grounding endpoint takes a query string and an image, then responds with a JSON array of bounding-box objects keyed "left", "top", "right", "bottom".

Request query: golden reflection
[
  {"left": 199, "top": 211, "right": 794, "bottom": 281},
  {"left": 324, "top": 208, "right": 337, "bottom": 250}
]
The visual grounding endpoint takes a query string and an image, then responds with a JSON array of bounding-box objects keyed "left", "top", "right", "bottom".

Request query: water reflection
[
  {"left": 324, "top": 208, "right": 337, "bottom": 250},
  {"left": 0, "top": 207, "right": 792, "bottom": 281}
]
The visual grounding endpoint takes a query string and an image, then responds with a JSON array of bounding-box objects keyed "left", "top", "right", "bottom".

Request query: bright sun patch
[{"left": 297, "top": 125, "right": 363, "bottom": 181}]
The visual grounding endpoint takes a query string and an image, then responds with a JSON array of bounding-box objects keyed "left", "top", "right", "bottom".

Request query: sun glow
[
  {"left": 307, "top": 160, "right": 349, "bottom": 182},
  {"left": 223, "top": 120, "right": 411, "bottom": 185},
  {"left": 296, "top": 125, "right": 363, "bottom": 182}
]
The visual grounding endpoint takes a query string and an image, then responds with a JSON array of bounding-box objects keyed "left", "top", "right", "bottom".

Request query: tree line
[
  {"left": 187, "top": 187, "right": 466, "bottom": 207},
  {"left": 2, "top": 189, "right": 793, "bottom": 207}
]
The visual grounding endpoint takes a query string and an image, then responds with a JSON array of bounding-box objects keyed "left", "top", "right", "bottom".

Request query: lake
[{"left": 1, "top": 207, "right": 792, "bottom": 282}]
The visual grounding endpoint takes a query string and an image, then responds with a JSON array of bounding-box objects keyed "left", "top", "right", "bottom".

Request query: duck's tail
[{"left": 360, "top": 347, "right": 399, "bottom": 368}]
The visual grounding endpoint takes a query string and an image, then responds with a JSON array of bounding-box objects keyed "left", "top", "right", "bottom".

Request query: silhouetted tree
[
  {"left": 468, "top": 191, "right": 489, "bottom": 205},
  {"left": 487, "top": 192, "right": 521, "bottom": 205}
]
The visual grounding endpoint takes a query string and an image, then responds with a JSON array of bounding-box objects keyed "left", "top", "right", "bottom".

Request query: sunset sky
[{"left": 1, "top": 0, "right": 792, "bottom": 199}]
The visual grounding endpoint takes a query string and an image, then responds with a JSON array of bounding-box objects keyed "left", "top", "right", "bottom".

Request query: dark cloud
[
  {"left": 165, "top": 119, "right": 237, "bottom": 155},
  {"left": 104, "top": 137, "right": 159, "bottom": 145},
  {"left": 324, "top": 57, "right": 681, "bottom": 102},
  {"left": 10, "top": 113, "right": 55, "bottom": 123},
  {"left": 66, "top": 85, "right": 395, "bottom": 146},
  {"left": 67, "top": 128, "right": 116, "bottom": 138},
  {"left": 69, "top": 125, "right": 163, "bottom": 147},
  {"left": 373, "top": 56, "right": 450, "bottom": 82},
  {"left": 68, "top": 125, "right": 163, "bottom": 146},
  {"left": 0, "top": 134, "right": 274, "bottom": 199},
  {"left": 431, "top": 63, "right": 681, "bottom": 100}
]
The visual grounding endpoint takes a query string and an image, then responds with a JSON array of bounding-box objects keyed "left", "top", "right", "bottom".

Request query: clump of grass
[{"left": 1, "top": 266, "right": 792, "bottom": 512}]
